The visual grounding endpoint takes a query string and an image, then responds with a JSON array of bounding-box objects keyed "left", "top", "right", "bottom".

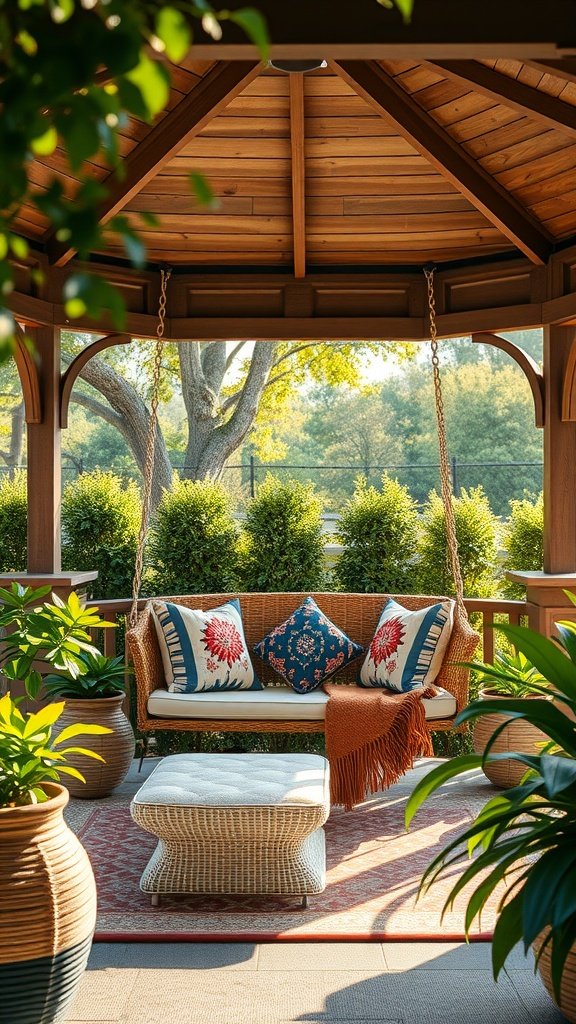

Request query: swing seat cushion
[
  {"left": 359, "top": 598, "right": 454, "bottom": 692},
  {"left": 146, "top": 683, "right": 457, "bottom": 721}
]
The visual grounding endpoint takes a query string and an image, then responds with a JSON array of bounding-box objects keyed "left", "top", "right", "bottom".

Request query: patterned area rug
[{"left": 72, "top": 781, "right": 498, "bottom": 942}]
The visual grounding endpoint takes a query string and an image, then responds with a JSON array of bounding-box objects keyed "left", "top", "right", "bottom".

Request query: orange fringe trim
[{"left": 323, "top": 684, "right": 436, "bottom": 811}]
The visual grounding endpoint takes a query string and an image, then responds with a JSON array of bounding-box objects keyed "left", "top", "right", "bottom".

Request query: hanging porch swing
[{"left": 125, "top": 267, "right": 480, "bottom": 740}]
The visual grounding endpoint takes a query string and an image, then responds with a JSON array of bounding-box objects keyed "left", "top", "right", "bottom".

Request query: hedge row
[{"left": 0, "top": 470, "right": 544, "bottom": 600}]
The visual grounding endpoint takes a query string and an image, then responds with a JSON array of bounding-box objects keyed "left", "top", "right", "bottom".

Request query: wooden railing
[{"left": 88, "top": 595, "right": 530, "bottom": 664}]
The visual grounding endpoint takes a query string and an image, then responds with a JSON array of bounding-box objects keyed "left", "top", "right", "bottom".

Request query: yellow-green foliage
[
  {"left": 149, "top": 477, "right": 239, "bottom": 594},
  {"left": 334, "top": 475, "right": 419, "bottom": 593},
  {"left": 239, "top": 475, "right": 324, "bottom": 592},
  {"left": 502, "top": 493, "right": 543, "bottom": 598},
  {"left": 62, "top": 470, "right": 140, "bottom": 600},
  {"left": 418, "top": 486, "right": 498, "bottom": 598},
  {"left": 0, "top": 470, "right": 27, "bottom": 571}
]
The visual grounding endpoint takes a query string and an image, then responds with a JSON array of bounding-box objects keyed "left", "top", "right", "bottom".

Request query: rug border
[{"left": 93, "top": 930, "right": 495, "bottom": 943}]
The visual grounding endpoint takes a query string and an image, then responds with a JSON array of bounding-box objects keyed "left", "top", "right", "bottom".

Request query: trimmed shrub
[
  {"left": 334, "top": 475, "right": 419, "bottom": 593},
  {"left": 149, "top": 477, "right": 239, "bottom": 594},
  {"left": 239, "top": 475, "right": 324, "bottom": 592},
  {"left": 417, "top": 486, "right": 498, "bottom": 598},
  {"left": 62, "top": 470, "right": 140, "bottom": 600},
  {"left": 502, "top": 493, "right": 544, "bottom": 599},
  {"left": 0, "top": 470, "right": 27, "bottom": 571}
]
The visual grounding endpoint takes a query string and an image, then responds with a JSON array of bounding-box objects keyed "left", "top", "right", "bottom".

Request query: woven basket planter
[
  {"left": 0, "top": 783, "right": 96, "bottom": 1024},
  {"left": 472, "top": 690, "right": 548, "bottom": 789},
  {"left": 534, "top": 937, "right": 576, "bottom": 1022},
  {"left": 56, "top": 695, "right": 135, "bottom": 799}
]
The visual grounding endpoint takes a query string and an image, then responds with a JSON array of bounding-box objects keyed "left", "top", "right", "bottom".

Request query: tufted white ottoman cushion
[{"left": 130, "top": 753, "right": 330, "bottom": 904}]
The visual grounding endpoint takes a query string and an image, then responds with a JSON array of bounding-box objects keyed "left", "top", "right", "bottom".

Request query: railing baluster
[{"left": 482, "top": 611, "right": 494, "bottom": 663}]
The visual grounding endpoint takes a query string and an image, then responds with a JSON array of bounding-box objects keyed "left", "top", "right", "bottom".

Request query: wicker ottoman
[{"left": 130, "top": 752, "right": 330, "bottom": 906}]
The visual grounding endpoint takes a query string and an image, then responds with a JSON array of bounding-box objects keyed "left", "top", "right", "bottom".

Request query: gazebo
[{"left": 6, "top": 0, "right": 576, "bottom": 639}]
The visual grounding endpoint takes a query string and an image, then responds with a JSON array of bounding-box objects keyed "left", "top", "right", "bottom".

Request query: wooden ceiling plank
[
  {"left": 332, "top": 60, "right": 552, "bottom": 265},
  {"left": 47, "top": 60, "right": 261, "bottom": 267},
  {"left": 425, "top": 59, "right": 576, "bottom": 137},
  {"left": 523, "top": 60, "right": 576, "bottom": 87},
  {"left": 289, "top": 74, "right": 306, "bottom": 278}
]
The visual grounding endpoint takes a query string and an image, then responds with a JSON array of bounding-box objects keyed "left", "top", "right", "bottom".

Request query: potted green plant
[
  {"left": 44, "top": 651, "right": 135, "bottom": 798},
  {"left": 0, "top": 583, "right": 115, "bottom": 1024},
  {"left": 406, "top": 612, "right": 576, "bottom": 1022},
  {"left": 467, "top": 649, "right": 550, "bottom": 788}
]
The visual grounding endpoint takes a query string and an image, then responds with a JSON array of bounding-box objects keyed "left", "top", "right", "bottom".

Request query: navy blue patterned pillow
[{"left": 254, "top": 597, "right": 363, "bottom": 694}]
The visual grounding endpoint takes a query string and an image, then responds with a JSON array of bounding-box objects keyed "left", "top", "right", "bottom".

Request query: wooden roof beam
[
  {"left": 289, "top": 74, "right": 306, "bottom": 279},
  {"left": 425, "top": 59, "right": 576, "bottom": 137},
  {"left": 47, "top": 60, "right": 260, "bottom": 267},
  {"left": 332, "top": 60, "right": 553, "bottom": 266}
]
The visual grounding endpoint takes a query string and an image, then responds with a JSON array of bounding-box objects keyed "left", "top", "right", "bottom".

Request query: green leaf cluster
[
  {"left": 43, "top": 651, "right": 130, "bottom": 699},
  {"left": 502, "top": 493, "right": 543, "bottom": 599},
  {"left": 406, "top": 606, "right": 576, "bottom": 1005},
  {"left": 148, "top": 476, "right": 239, "bottom": 593},
  {"left": 0, "top": 0, "right": 271, "bottom": 347},
  {"left": 462, "top": 649, "right": 550, "bottom": 699},
  {"left": 239, "top": 474, "right": 325, "bottom": 592},
  {"left": 61, "top": 469, "right": 141, "bottom": 600},
  {"left": 334, "top": 474, "right": 419, "bottom": 593},
  {"left": 417, "top": 486, "right": 498, "bottom": 598},
  {"left": 0, "top": 692, "right": 111, "bottom": 807},
  {"left": 0, "top": 469, "right": 27, "bottom": 572}
]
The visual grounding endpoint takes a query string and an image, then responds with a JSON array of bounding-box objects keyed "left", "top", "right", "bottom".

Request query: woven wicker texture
[
  {"left": 55, "top": 696, "right": 135, "bottom": 798},
  {"left": 473, "top": 696, "right": 549, "bottom": 788},
  {"left": 0, "top": 782, "right": 96, "bottom": 1022},
  {"left": 127, "top": 592, "right": 479, "bottom": 735},
  {"left": 535, "top": 938, "right": 576, "bottom": 1023},
  {"left": 130, "top": 753, "right": 329, "bottom": 897}
]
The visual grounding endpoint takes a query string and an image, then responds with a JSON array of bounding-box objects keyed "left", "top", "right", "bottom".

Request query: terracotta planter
[
  {"left": 535, "top": 938, "right": 576, "bottom": 1022},
  {"left": 472, "top": 690, "right": 548, "bottom": 789},
  {"left": 0, "top": 783, "right": 96, "bottom": 1024},
  {"left": 56, "top": 695, "right": 135, "bottom": 798}
]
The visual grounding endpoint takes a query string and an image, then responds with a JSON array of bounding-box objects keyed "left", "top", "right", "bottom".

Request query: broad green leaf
[
  {"left": 23, "top": 701, "right": 65, "bottom": 738},
  {"left": 405, "top": 754, "right": 483, "bottom": 827},
  {"left": 53, "top": 722, "right": 112, "bottom": 745},
  {"left": 522, "top": 847, "right": 576, "bottom": 947},
  {"left": 492, "top": 893, "right": 524, "bottom": 979},
  {"left": 540, "top": 755, "right": 576, "bottom": 795},
  {"left": 59, "top": 746, "right": 106, "bottom": 762},
  {"left": 56, "top": 765, "right": 87, "bottom": 783},
  {"left": 31, "top": 125, "right": 58, "bottom": 156},
  {"left": 156, "top": 7, "right": 191, "bottom": 63},
  {"left": 228, "top": 8, "right": 269, "bottom": 59},
  {"left": 126, "top": 55, "right": 170, "bottom": 120}
]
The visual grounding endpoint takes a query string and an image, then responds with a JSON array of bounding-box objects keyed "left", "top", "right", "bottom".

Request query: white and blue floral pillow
[
  {"left": 152, "top": 598, "right": 262, "bottom": 693},
  {"left": 359, "top": 598, "right": 454, "bottom": 692},
  {"left": 254, "top": 596, "right": 363, "bottom": 694}
]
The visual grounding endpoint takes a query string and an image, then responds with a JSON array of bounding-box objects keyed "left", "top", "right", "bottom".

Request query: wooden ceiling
[{"left": 18, "top": 57, "right": 576, "bottom": 273}]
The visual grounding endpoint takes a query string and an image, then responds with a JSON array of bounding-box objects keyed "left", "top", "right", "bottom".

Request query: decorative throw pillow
[
  {"left": 152, "top": 598, "right": 262, "bottom": 693},
  {"left": 359, "top": 598, "right": 454, "bottom": 693},
  {"left": 253, "top": 596, "right": 363, "bottom": 694}
]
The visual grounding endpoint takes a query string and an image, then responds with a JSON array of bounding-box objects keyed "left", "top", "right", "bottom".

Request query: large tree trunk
[
  {"left": 179, "top": 340, "right": 278, "bottom": 480},
  {"left": 70, "top": 355, "right": 173, "bottom": 510}
]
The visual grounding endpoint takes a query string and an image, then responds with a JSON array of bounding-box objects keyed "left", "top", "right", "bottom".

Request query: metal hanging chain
[
  {"left": 424, "top": 266, "right": 467, "bottom": 622},
  {"left": 129, "top": 267, "right": 172, "bottom": 629}
]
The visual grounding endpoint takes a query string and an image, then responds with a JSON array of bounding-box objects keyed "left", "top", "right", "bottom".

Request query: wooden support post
[
  {"left": 543, "top": 324, "right": 576, "bottom": 574},
  {"left": 506, "top": 324, "right": 576, "bottom": 636},
  {"left": 26, "top": 325, "right": 62, "bottom": 574}
]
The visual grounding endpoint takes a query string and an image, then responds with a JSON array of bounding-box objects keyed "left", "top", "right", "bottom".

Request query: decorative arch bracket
[
  {"left": 472, "top": 331, "right": 545, "bottom": 427},
  {"left": 561, "top": 339, "right": 576, "bottom": 422},
  {"left": 13, "top": 324, "right": 42, "bottom": 424},
  {"left": 60, "top": 333, "right": 131, "bottom": 428}
]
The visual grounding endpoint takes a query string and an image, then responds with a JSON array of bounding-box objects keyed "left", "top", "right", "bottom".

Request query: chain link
[
  {"left": 424, "top": 266, "right": 467, "bottom": 621},
  {"left": 129, "top": 267, "right": 172, "bottom": 628}
]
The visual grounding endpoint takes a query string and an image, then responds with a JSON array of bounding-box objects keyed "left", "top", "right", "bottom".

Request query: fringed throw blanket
[{"left": 323, "top": 683, "right": 436, "bottom": 810}]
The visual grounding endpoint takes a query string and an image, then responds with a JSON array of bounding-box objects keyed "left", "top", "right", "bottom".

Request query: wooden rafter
[
  {"left": 472, "top": 332, "right": 544, "bottom": 427},
  {"left": 523, "top": 59, "right": 576, "bottom": 86},
  {"left": 332, "top": 60, "right": 553, "bottom": 266},
  {"left": 47, "top": 60, "right": 260, "bottom": 267},
  {"left": 289, "top": 74, "right": 306, "bottom": 279},
  {"left": 425, "top": 59, "right": 576, "bottom": 138}
]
